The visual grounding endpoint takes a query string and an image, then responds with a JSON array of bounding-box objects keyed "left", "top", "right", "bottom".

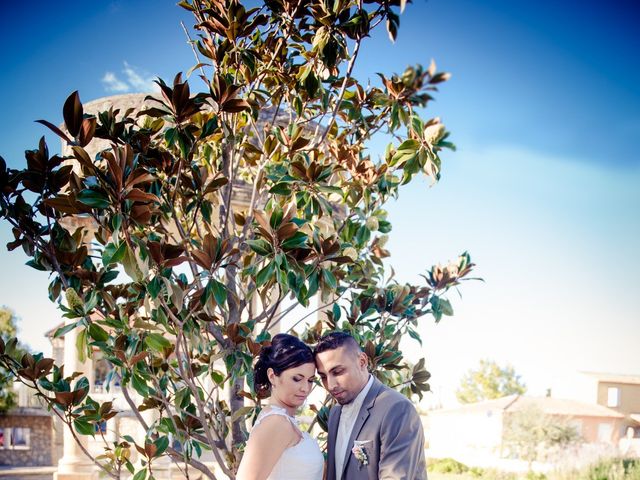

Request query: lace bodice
[{"left": 252, "top": 406, "right": 324, "bottom": 480}]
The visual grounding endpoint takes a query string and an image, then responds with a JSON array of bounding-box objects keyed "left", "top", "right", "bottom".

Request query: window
[
  {"left": 11, "top": 428, "right": 30, "bottom": 448},
  {"left": 95, "top": 421, "right": 107, "bottom": 434},
  {"left": 0, "top": 427, "right": 31, "bottom": 450},
  {"left": 93, "top": 357, "right": 119, "bottom": 392},
  {"left": 597, "top": 422, "right": 613, "bottom": 443},
  {"left": 607, "top": 387, "right": 620, "bottom": 407},
  {"left": 570, "top": 419, "right": 583, "bottom": 437}
]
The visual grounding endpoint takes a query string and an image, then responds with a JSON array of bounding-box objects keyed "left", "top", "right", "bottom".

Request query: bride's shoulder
[
  {"left": 253, "top": 407, "right": 296, "bottom": 430},
  {"left": 249, "top": 409, "right": 299, "bottom": 446}
]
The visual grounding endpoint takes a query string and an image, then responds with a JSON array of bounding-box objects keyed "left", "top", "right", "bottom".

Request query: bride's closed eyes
[{"left": 292, "top": 375, "right": 317, "bottom": 385}]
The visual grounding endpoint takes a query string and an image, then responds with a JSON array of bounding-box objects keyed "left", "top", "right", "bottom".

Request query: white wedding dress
[{"left": 252, "top": 406, "right": 324, "bottom": 480}]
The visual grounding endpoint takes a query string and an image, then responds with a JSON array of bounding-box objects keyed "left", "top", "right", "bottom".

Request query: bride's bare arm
[{"left": 236, "top": 415, "right": 299, "bottom": 480}]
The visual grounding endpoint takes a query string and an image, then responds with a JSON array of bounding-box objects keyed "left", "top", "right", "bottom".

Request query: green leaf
[
  {"left": 77, "top": 189, "right": 110, "bottom": 209},
  {"left": 231, "top": 406, "right": 254, "bottom": 422},
  {"left": 122, "top": 244, "right": 144, "bottom": 282},
  {"left": 154, "top": 436, "right": 170, "bottom": 457},
  {"left": 322, "top": 269, "right": 337, "bottom": 290},
  {"left": 131, "top": 374, "right": 149, "bottom": 397},
  {"left": 201, "top": 279, "right": 227, "bottom": 306},
  {"left": 145, "top": 333, "right": 171, "bottom": 352},
  {"left": 201, "top": 201, "right": 212, "bottom": 224},
  {"left": 270, "top": 206, "right": 283, "bottom": 229},
  {"left": 256, "top": 262, "right": 275, "bottom": 288},
  {"left": 210, "top": 279, "right": 227, "bottom": 306},
  {"left": 102, "top": 242, "right": 127, "bottom": 266},
  {"left": 174, "top": 387, "right": 190, "bottom": 409},
  {"left": 99, "top": 270, "right": 119, "bottom": 285},
  {"left": 211, "top": 370, "right": 224, "bottom": 385},
  {"left": 147, "top": 276, "right": 162, "bottom": 299},
  {"left": 53, "top": 322, "right": 78, "bottom": 338},
  {"left": 26, "top": 259, "right": 47, "bottom": 271},
  {"left": 83, "top": 291, "right": 99, "bottom": 313},
  {"left": 75, "top": 328, "right": 88, "bottom": 363},
  {"left": 280, "top": 231, "right": 308, "bottom": 250},
  {"left": 332, "top": 303, "right": 341, "bottom": 321},
  {"left": 132, "top": 469, "right": 147, "bottom": 480},
  {"left": 73, "top": 418, "right": 95, "bottom": 436},
  {"left": 111, "top": 213, "right": 123, "bottom": 232},
  {"left": 307, "top": 272, "right": 319, "bottom": 298},
  {"left": 88, "top": 323, "right": 109, "bottom": 342},
  {"left": 391, "top": 149, "right": 418, "bottom": 168},
  {"left": 246, "top": 239, "right": 272, "bottom": 256},
  {"left": 407, "top": 328, "right": 422, "bottom": 345},
  {"left": 316, "top": 185, "right": 343, "bottom": 196},
  {"left": 269, "top": 183, "right": 292, "bottom": 195},
  {"left": 378, "top": 220, "right": 392, "bottom": 234},
  {"left": 440, "top": 298, "right": 454, "bottom": 316}
]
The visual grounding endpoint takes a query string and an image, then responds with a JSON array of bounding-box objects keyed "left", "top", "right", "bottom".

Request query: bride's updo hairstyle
[{"left": 254, "top": 333, "right": 313, "bottom": 398}]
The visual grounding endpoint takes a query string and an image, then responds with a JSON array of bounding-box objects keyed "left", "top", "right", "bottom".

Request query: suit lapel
[
  {"left": 328, "top": 405, "right": 342, "bottom": 480},
  {"left": 340, "top": 378, "right": 384, "bottom": 479}
]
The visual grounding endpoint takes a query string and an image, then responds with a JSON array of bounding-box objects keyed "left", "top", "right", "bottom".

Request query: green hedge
[
  {"left": 581, "top": 458, "right": 640, "bottom": 480},
  {"left": 428, "top": 458, "right": 470, "bottom": 474}
]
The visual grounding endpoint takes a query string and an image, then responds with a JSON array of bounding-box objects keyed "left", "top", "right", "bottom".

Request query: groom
[{"left": 315, "top": 332, "right": 427, "bottom": 480}]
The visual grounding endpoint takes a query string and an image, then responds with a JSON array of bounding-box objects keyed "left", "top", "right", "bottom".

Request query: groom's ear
[{"left": 358, "top": 351, "right": 369, "bottom": 369}]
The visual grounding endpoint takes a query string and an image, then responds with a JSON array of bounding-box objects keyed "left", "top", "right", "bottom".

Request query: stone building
[{"left": 0, "top": 407, "right": 54, "bottom": 467}]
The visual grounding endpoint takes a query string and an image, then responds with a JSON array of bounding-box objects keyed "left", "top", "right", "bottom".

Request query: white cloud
[
  {"left": 122, "top": 61, "right": 158, "bottom": 92},
  {"left": 101, "top": 62, "right": 158, "bottom": 93},
  {"left": 101, "top": 72, "right": 129, "bottom": 93}
]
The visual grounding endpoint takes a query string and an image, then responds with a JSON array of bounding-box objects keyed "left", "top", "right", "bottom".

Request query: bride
[{"left": 236, "top": 333, "right": 324, "bottom": 480}]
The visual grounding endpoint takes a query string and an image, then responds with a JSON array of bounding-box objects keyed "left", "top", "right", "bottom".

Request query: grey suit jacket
[{"left": 326, "top": 378, "right": 427, "bottom": 480}]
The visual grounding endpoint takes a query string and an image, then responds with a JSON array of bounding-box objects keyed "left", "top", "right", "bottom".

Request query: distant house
[
  {"left": 574, "top": 372, "right": 640, "bottom": 455},
  {"left": 575, "top": 372, "right": 640, "bottom": 439},
  {"left": 426, "top": 395, "right": 629, "bottom": 465}
]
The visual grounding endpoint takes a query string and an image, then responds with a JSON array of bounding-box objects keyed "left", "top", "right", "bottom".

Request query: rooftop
[
  {"left": 433, "top": 394, "right": 625, "bottom": 419},
  {"left": 581, "top": 371, "right": 640, "bottom": 385}
]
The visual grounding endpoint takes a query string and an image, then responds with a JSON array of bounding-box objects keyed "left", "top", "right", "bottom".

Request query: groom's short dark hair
[{"left": 314, "top": 331, "right": 361, "bottom": 356}]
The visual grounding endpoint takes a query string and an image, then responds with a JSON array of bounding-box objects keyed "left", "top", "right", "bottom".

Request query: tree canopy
[
  {"left": 0, "top": 0, "right": 475, "bottom": 478},
  {"left": 456, "top": 359, "right": 526, "bottom": 404},
  {"left": 0, "top": 306, "right": 23, "bottom": 412},
  {"left": 503, "top": 405, "right": 580, "bottom": 469}
]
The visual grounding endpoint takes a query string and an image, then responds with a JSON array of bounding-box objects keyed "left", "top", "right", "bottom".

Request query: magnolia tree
[{"left": 0, "top": 0, "right": 474, "bottom": 478}]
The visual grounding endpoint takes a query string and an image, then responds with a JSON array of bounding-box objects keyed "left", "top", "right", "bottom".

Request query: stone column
[{"left": 54, "top": 324, "right": 96, "bottom": 480}]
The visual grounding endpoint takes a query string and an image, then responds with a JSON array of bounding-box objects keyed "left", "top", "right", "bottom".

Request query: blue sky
[{"left": 1, "top": 0, "right": 638, "bottom": 405}]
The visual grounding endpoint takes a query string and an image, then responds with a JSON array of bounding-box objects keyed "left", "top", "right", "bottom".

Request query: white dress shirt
[{"left": 335, "top": 375, "right": 374, "bottom": 480}]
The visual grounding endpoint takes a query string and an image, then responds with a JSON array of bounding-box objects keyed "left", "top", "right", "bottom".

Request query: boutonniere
[{"left": 352, "top": 440, "right": 371, "bottom": 468}]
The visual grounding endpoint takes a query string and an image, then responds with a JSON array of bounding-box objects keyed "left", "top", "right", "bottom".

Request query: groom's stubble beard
[
  {"left": 333, "top": 369, "right": 369, "bottom": 405},
  {"left": 334, "top": 392, "right": 353, "bottom": 405}
]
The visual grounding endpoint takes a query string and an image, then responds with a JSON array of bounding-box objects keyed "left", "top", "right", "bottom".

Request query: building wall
[
  {"left": 571, "top": 415, "right": 624, "bottom": 444},
  {"left": 0, "top": 414, "right": 53, "bottom": 466},
  {"left": 597, "top": 382, "right": 640, "bottom": 417}
]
